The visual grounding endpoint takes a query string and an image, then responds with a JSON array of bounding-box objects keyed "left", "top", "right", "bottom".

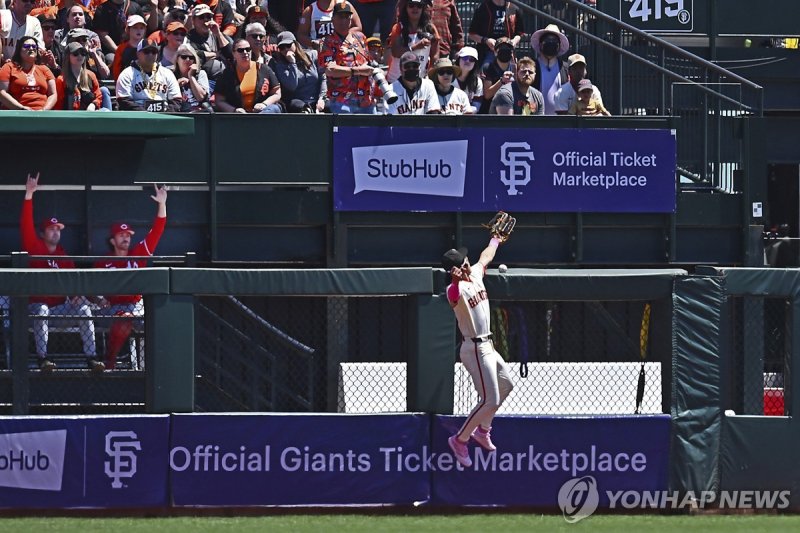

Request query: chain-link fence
[
  {"left": 193, "top": 295, "right": 667, "bottom": 416},
  {"left": 455, "top": 299, "right": 664, "bottom": 415},
  {"left": 729, "top": 296, "right": 790, "bottom": 416}
]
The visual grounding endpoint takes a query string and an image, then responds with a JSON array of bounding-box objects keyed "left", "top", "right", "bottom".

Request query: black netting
[{"left": 729, "top": 297, "right": 790, "bottom": 416}]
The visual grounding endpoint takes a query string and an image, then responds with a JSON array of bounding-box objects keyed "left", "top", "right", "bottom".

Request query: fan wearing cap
[
  {"left": 110, "top": 14, "right": 148, "bottom": 80},
  {"left": 187, "top": 2, "right": 234, "bottom": 83},
  {"left": 55, "top": 40, "right": 103, "bottom": 110},
  {"left": 554, "top": 52, "right": 605, "bottom": 115},
  {"left": 194, "top": 0, "right": 238, "bottom": 37},
  {"left": 94, "top": 184, "right": 168, "bottom": 370},
  {"left": 159, "top": 21, "right": 188, "bottom": 67},
  {"left": 441, "top": 237, "right": 514, "bottom": 468},
  {"left": 298, "top": 0, "right": 361, "bottom": 51},
  {"left": 92, "top": 0, "right": 147, "bottom": 57},
  {"left": 530, "top": 23, "right": 570, "bottom": 115},
  {"left": 56, "top": 7, "right": 110, "bottom": 80},
  {"left": 567, "top": 78, "right": 610, "bottom": 116},
  {"left": 318, "top": 1, "right": 377, "bottom": 114},
  {"left": 0, "top": 0, "right": 44, "bottom": 63},
  {"left": 429, "top": 57, "right": 470, "bottom": 114},
  {"left": 385, "top": 51, "right": 439, "bottom": 115},
  {"left": 20, "top": 172, "right": 101, "bottom": 373},
  {"left": 453, "top": 46, "right": 481, "bottom": 113},
  {"left": 116, "top": 38, "right": 182, "bottom": 111},
  {"left": 271, "top": 30, "right": 327, "bottom": 113},
  {"left": 466, "top": 0, "right": 524, "bottom": 68}
]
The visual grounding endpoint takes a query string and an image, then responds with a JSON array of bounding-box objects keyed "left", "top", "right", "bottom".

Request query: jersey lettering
[{"left": 467, "top": 289, "right": 488, "bottom": 308}]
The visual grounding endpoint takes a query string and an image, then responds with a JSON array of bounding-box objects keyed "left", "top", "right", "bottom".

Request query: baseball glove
[{"left": 484, "top": 211, "right": 516, "bottom": 243}]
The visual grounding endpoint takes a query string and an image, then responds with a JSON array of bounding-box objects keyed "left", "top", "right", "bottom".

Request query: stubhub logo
[
  {"left": 352, "top": 140, "right": 468, "bottom": 197},
  {"left": 0, "top": 430, "right": 67, "bottom": 491}
]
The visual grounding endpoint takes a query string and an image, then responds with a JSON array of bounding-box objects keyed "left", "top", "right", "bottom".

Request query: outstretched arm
[
  {"left": 20, "top": 172, "right": 41, "bottom": 251},
  {"left": 477, "top": 237, "right": 501, "bottom": 269},
  {"left": 151, "top": 184, "right": 167, "bottom": 218},
  {"left": 24, "top": 171, "right": 39, "bottom": 200}
]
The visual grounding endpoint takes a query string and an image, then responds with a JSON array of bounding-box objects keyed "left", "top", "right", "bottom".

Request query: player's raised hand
[
  {"left": 151, "top": 184, "right": 168, "bottom": 204},
  {"left": 25, "top": 171, "right": 40, "bottom": 199}
]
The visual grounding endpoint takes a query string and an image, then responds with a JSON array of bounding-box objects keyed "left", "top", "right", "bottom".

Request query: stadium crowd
[{"left": 0, "top": 0, "right": 607, "bottom": 115}]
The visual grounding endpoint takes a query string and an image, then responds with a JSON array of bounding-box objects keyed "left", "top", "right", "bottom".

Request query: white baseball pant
[{"left": 456, "top": 339, "right": 514, "bottom": 440}]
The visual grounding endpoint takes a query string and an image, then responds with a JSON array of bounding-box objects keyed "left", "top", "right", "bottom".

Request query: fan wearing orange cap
[
  {"left": 93, "top": 184, "right": 168, "bottom": 370},
  {"left": 20, "top": 172, "right": 101, "bottom": 373}
]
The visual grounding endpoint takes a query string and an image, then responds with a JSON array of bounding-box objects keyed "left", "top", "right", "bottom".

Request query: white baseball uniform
[
  {"left": 447, "top": 260, "right": 513, "bottom": 440},
  {"left": 0, "top": 10, "right": 43, "bottom": 62},
  {"left": 385, "top": 77, "right": 440, "bottom": 115}
]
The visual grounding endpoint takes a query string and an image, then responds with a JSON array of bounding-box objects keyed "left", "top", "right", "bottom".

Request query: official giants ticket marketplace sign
[
  {"left": 333, "top": 127, "right": 676, "bottom": 213},
  {"left": 0, "top": 416, "right": 169, "bottom": 508},
  {"left": 170, "top": 413, "right": 430, "bottom": 506}
]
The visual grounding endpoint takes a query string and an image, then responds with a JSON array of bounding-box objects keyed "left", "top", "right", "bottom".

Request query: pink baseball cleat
[
  {"left": 448, "top": 435, "right": 473, "bottom": 467},
  {"left": 471, "top": 426, "right": 497, "bottom": 452}
]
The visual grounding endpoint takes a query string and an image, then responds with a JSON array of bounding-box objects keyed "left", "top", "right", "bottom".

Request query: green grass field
[{"left": 1, "top": 514, "right": 799, "bottom": 532}]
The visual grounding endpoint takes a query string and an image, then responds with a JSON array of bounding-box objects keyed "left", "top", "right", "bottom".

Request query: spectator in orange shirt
[{"left": 0, "top": 37, "right": 57, "bottom": 110}]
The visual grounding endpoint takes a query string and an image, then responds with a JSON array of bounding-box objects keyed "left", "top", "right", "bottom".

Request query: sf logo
[
  {"left": 104, "top": 431, "right": 141, "bottom": 489},
  {"left": 500, "top": 142, "right": 535, "bottom": 196}
]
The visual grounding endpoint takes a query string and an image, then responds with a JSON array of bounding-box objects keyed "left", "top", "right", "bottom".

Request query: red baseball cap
[
  {"left": 109, "top": 222, "right": 135, "bottom": 236},
  {"left": 40, "top": 217, "right": 65, "bottom": 231}
]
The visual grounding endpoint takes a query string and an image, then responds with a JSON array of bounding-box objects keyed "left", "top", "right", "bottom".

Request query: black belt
[{"left": 469, "top": 334, "right": 493, "bottom": 343}]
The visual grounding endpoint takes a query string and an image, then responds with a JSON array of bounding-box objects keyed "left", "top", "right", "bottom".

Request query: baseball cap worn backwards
[{"left": 442, "top": 247, "right": 468, "bottom": 272}]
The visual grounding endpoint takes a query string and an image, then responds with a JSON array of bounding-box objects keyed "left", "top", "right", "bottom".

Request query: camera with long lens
[
  {"left": 417, "top": 31, "right": 434, "bottom": 41},
  {"left": 369, "top": 61, "right": 398, "bottom": 104}
]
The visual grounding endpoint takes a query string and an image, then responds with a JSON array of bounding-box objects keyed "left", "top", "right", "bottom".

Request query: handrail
[
  {"left": 513, "top": 0, "right": 762, "bottom": 91},
  {"left": 508, "top": 0, "right": 763, "bottom": 114}
]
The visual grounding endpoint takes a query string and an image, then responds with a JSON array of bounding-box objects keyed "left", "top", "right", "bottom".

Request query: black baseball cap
[
  {"left": 333, "top": 1, "right": 352, "bottom": 15},
  {"left": 442, "top": 247, "right": 468, "bottom": 271}
]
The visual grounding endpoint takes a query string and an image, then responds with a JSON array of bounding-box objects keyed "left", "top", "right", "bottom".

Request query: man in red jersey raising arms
[
  {"left": 21, "top": 172, "right": 100, "bottom": 372},
  {"left": 95, "top": 184, "right": 167, "bottom": 370}
]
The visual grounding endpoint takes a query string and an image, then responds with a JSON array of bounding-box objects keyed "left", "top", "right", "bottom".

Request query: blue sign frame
[{"left": 333, "top": 127, "right": 676, "bottom": 213}]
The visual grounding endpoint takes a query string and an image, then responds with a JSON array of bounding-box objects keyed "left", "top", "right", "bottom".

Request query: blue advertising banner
[
  {"left": 170, "top": 413, "right": 430, "bottom": 506},
  {"left": 333, "top": 127, "right": 676, "bottom": 213},
  {"left": 432, "top": 415, "right": 670, "bottom": 506},
  {"left": 0, "top": 416, "right": 170, "bottom": 508}
]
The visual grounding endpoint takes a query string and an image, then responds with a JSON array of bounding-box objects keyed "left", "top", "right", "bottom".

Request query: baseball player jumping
[{"left": 442, "top": 212, "right": 516, "bottom": 468}]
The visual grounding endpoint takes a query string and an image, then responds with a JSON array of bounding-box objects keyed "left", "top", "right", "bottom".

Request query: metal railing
[
  {"left": 195, "top": 296, "right": 316, "bottom": 412},
  {"left": 505, "top": 0, "right": 763, "bottom": 189}
]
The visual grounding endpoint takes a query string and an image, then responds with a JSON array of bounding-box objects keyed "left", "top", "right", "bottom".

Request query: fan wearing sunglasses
[
  {"left": 55, "top": 41, "right": 103, "bottom": 110},
  {"left": 116, "top": 39, "right": 182, "bottom": 112},
  {"left": 0, "top": 37, "right": 57, "bottom": 111},
  {"left": 170, "top": 43, "right": 210, "bottom": 112},
  {"left": 214, "top": 37, "right": 282, "bottom": 113}
]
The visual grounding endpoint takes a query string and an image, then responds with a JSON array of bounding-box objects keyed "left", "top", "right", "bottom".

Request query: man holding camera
[{"left": 319, "top": 1, "right": 377, "bottom": 114}]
